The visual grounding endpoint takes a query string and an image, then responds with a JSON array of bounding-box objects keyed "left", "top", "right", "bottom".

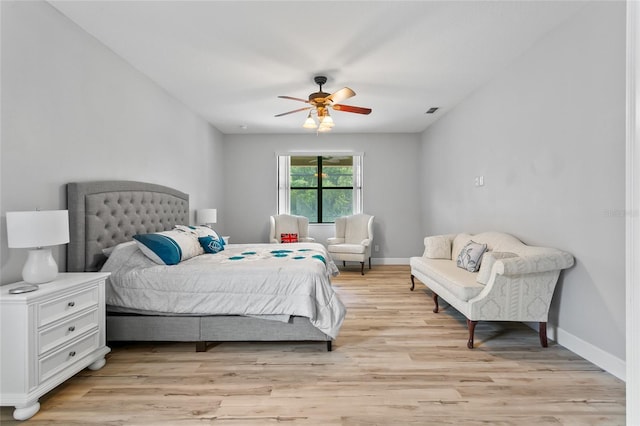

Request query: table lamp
[
  {"left": 197, "top": 209, "right": 217, "bottom": 226},
  {"left": 6, "top": 210, "right": 70, "bottom": 286}
]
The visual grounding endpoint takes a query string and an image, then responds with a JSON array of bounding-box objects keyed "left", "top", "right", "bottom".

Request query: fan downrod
[
  {"left": 314, "top": 75, "right": 327, "bottom": 89},
  {"left": 310, "top": 76, "right": 330, "bottom": 103}
]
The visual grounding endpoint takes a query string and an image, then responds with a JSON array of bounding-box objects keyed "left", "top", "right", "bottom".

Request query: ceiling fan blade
[
  {"left": 332, "top": 104, "right": 372, "bottom": 115},
  {"left": 278, "top": 95, "right": 310, "bottom": 103},
  {"left": 326, "top": 87, "right": 355, "bottom": 104},
  {"left": 274, "top": 106, "right": 312, "bottom": 117}
]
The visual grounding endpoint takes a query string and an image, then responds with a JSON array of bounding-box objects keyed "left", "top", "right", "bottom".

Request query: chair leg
[
  {"left": 360, "top": 262, "right": 365, "bottom": 275},
  {"left": 343, "top": 261, "right": 346, "bottom": 267},
  {"left": 539, "top": 322, "right": 548, "bottom": 347},
  {"left": 410, "top": 274, "right": 415, "bottom": 291},
  {"left": 466, "top": 319, "right": 478, "bottom": 349},
  {"left": 432, "top": 292, "right": 439, "bottom": 313},
  {"left": 368, "top": 256, "right": 371, "bottom": 269}
]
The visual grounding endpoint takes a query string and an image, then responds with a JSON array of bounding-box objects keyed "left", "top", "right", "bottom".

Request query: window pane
[
  {"left": 290, "top": 166, "right": 317, "bottom": 187},
  {"left": 322, "top": 156, "right": 353, "bottom": 188},
  {"left": 290, "top": 156, "right": 318, "bottom": 188},
  {"left": 291, "top": 189, "right": 317, "bottom": 222},
  {"left": 322, "top": 189, "right": 353, "bottom": 223}
]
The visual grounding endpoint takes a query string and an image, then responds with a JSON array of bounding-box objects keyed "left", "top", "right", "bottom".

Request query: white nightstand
[{"left": 0, "top": 273, "right": 111, "bottom": 421}]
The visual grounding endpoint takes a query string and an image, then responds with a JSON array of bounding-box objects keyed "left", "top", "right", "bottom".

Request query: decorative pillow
[
  {"left": 451, "top": 233, "right": 473, "bottom": 261},
  {"left": 476, "top": 252, "right": 518, "bottom": 285},
  {"left": 456, "top": 240, "right": 488, "bottom": 272},
  {"left": 174, "top": 224, "right": 199, "bottom": 237},
  {"left": 423, "top": 235, "right": 452, "bottom": 259},
  {"left": 175, "top": 225, "right": 225, "bottom": 253},
  {"left": 281, "top": 233, "right": 299, "bottom": 243},
  {"left": 199, "top": 235, "right": 225, "bottom": 254},
  {"left": 133, "top": 229, "right": 203, "bottom": 265}
]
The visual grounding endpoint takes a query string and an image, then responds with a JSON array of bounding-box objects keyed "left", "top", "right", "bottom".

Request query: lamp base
[{"left": 22, "top": 248, "right": 58, "bottom": 284}]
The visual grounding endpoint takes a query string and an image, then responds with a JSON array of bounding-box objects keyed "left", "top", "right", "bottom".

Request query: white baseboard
[
  {"left": 526, "top": 322, "right": 626, "bottom": 381},
  {"left": 369, "top": 260, "right": 626, "bottom": 381}
]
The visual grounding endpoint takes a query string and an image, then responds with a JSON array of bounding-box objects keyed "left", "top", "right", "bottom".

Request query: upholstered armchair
[
  {"left": 327, "top": 213, "right": 374, "bottom": 275},
  {"left": 269, "top": 214, "right": 315, "bottom": 243}
]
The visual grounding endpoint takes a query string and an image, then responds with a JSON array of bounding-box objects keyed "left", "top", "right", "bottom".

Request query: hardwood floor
[{"left": 1, "top": 265, "right": 625, "bottom": 425}]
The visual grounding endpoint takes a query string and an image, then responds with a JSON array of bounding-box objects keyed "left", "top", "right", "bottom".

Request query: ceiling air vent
[{"left": 425, "top": 107, "right": 439, "bottom": 114}]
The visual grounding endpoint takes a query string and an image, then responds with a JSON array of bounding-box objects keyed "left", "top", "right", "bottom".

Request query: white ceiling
[{"left": 49, "top": 1, "right": 586, "bottom": 135}]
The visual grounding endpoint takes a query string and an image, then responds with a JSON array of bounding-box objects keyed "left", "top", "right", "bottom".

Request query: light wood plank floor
[{"left": 1, "top": 265, "right": 625, "bottom": 425}]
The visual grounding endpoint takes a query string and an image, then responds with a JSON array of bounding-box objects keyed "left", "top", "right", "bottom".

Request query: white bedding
[{"left": 100, "top": 241, "right": 346, "bottom": 338}]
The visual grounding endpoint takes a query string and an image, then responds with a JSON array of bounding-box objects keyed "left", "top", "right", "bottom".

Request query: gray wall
[
  {"left": 418, "top": 2, "right": 626, "bottom": 363},
  {"left": 222, "top": 133, "right": 423, "bottom": 260},
  {"left": 0, "top": 1, "right": 225, "bottom": 284}
]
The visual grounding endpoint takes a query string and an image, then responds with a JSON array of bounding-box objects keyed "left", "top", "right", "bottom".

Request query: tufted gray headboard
[{"left": 67, "top": 181, "right": 189, "bottom": 272}]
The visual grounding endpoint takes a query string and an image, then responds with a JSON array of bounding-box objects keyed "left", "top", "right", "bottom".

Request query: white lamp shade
[
  {"left": 6, "top": 210, "right": 70, "bottom": 248},
  {"left": 303, "top": 115, "right": 317, "bottom": 129},
  {"left": 197, "top": 209, "right": 217, "bottom": 225}
]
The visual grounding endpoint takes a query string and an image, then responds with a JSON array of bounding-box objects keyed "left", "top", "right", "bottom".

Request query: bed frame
[{"left": 66, "top": 180, "right": 332, "bottom": 351}]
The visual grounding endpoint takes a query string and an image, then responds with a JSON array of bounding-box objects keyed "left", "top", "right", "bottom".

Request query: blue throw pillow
[
  {"left": 133, "top": 230, "right": 203, "bottom": 265},
  {"left": 199, "top": 235, "right": 225, "bottom": 254}
]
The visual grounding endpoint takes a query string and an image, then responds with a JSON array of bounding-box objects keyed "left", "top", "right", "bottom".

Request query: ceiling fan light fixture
[
  {"left": 277, "top": 76, "right": 371, "bottom": 132},
  {"left": 303, "top": 113, "right": 317, "bottom": 129},
  {"left": 320, "top": 111, "right": 335, "bottom": 128}
]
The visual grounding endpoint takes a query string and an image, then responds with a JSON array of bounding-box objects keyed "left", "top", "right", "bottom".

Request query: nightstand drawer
[
  {"left": 39, "top": 331, "right": 100, "bottom": 383},
  {"left": 39, "top": 308, "right": 99, "bottom": 355},
  {"left": 38, "top": 286, "right": 99, "bottom": 327}
]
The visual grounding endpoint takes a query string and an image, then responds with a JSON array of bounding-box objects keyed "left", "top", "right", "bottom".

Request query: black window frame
[{"left": 290, "top": 156, "right": 354, "bottom": 224}]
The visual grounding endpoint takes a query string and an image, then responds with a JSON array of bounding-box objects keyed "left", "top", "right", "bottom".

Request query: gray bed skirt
[{"left": 107, "top": 313, "right": 332, "bottom": 351}]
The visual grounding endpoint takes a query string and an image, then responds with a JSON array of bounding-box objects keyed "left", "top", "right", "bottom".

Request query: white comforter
[{"left": 100, "top": 241, "right": 346, "bottom": 338}]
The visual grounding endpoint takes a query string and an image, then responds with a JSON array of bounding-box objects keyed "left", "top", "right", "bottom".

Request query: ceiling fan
[{"left": 275, "top": 76, "right": 372, "bottom": 132}]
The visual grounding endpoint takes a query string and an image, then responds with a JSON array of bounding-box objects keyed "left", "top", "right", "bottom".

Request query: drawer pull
[
  {"left": 68, "top": 326, "right": 76, "bottom": 332},
  {"left": 69, "top": 351, "right": 76, "bottom": 357},
  {"left": 67, "top": 301, "right": 75, "bottom": 307}
]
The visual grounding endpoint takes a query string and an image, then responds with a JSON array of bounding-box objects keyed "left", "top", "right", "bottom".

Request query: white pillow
[
  {"left": 175, "top": 225, "right": 225, "bottom": 253},
  {"left": 423, "top": 235, "right": 452, "bottom": 259},
  {"left": 101, "top": 241, "right": 136, "bottom": 258},
  {"left": 451, "top": 233, "right": 473, "bottom": 261},
  {"left": 476, "top": 252, "right": 518, "bottom": 284},
  {"left": 133, "top": 229, "right": 203, "bottom": 265},
  {"left": 456, "top": 240, "right": 488, "bottom": 272}
]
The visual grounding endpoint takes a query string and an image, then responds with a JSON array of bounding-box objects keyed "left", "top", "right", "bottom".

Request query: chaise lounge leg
[
  {"left": 432, "top": 292, "right": 439, "bottom": 313},
  {"left": 466, "top": 319, "right": 477, "bottom": 349},
  {"left": 410, "top": 274, "right": 415, "bottom": 291},
  {"left": 327, "top": 341, "right": 332, "bottom": 352},
  {"left": 196, "top": 341, "right": 207, "bottom": 352},
  {"left": 360, "top": 262, "right": 365, "bottom": 275},
  {"left": 369, "top": 256, "right": 371, "bottom": 270},
  {"left": 539, "top": 322, "right": 548, "bottom": 347},
  {"left": 343, "top": 261, "right": 346, "bottom": 267}
]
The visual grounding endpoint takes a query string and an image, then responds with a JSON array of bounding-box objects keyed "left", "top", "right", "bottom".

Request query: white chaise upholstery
[
  {"left": 410, "top": 231, "right": 574, "bottom": 348},
  {"left": 269, "top": 214, "right": 315, "bottom": 243},
  {"left": 327, "top": 213, "right": 374, "bottom": 275}
]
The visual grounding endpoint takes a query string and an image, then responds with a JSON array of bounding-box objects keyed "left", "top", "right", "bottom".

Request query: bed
[{"left": 66, "top": 180, "right": 345, "bottom": 351}]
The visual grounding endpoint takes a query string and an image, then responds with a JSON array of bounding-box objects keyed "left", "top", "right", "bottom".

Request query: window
[{"left": 278, "top": 153, "right": 363, "bottom": 223}]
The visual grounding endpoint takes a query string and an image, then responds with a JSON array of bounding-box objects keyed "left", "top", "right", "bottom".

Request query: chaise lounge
[{"left": 410, "top": 231, "right": 574, "bottom": 348}]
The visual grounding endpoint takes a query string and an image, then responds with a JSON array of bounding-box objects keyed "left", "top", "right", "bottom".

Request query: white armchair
[
  {"left": 327, "top": 213, "right": 374, "bottom": 275},
  {"left": 269, "top": 214, "right": 315, "bottom": 243}
]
